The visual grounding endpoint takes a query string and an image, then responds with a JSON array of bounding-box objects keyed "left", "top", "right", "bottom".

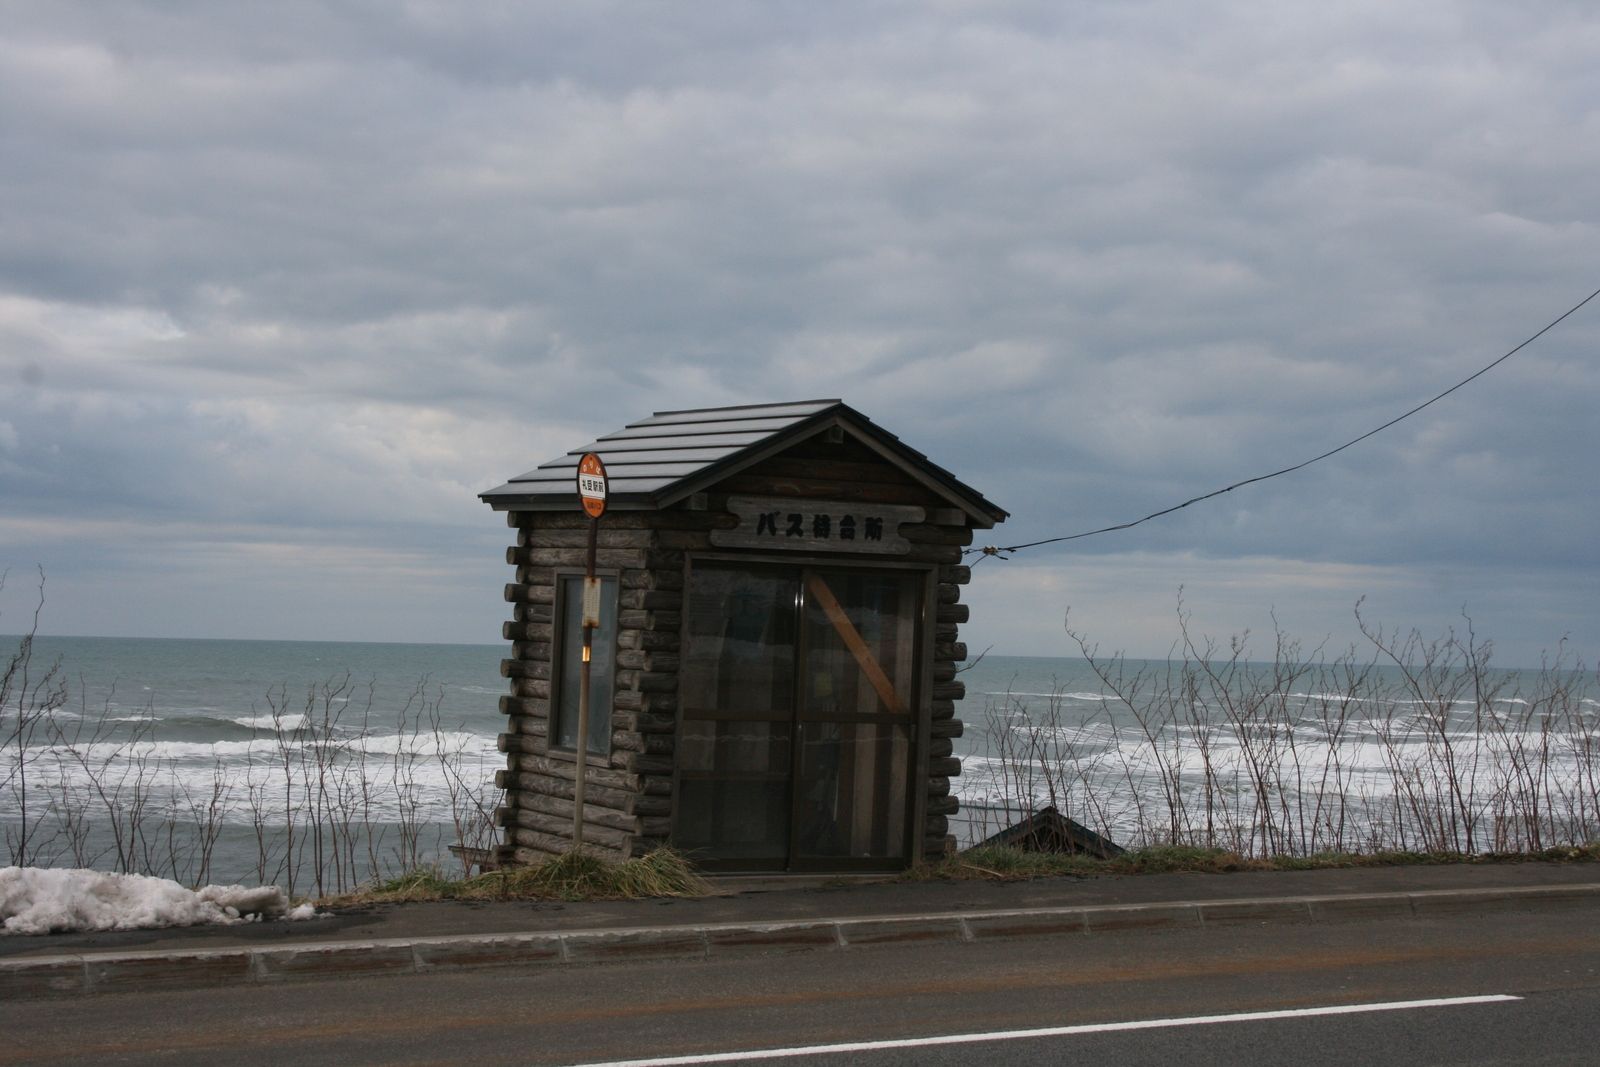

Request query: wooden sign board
[
  {"left": 576, "top": 453, "right": 608, "bottom": 519},
  {"left": 711, "top": 497, "right": 925, "bottom": 555}
]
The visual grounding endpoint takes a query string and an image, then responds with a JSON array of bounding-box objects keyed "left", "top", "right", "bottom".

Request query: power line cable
[{"left": 969, "top": 284, "right": 1600, "bottom": 560}]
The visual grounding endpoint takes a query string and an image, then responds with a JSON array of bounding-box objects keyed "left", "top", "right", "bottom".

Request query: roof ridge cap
[{"left": 648, "top": 398, "right": 842, "bottom": 418}]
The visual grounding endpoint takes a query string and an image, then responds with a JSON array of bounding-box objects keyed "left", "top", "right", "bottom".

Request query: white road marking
[{"left": 562, "top": 994, "right": 1522, "bottom": 1067}]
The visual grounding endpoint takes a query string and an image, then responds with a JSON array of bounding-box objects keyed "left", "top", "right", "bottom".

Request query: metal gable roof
[{"left": 480, "top": 399, "right": 1007, "bottom": 527}]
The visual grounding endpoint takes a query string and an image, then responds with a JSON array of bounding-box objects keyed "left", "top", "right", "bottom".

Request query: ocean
[
  {"left": 2, "top": 636, "right": 508, "bottom": 894},
  {"left": 3, "top": 636, "right": 1596, "bottom": 889}
]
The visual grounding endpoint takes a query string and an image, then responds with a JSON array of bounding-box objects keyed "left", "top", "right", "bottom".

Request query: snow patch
[{"left": 0, "top": 867, "right": 324, "bottom": 935}]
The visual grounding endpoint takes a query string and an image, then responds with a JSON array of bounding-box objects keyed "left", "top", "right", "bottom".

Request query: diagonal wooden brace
[{"left": 804, "top": 573, "right": 907, "bottom": 717}]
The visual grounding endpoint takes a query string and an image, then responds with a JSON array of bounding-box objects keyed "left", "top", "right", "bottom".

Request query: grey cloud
[{"left": 2, "top": 1, "right": 1597, "bottom": 654}]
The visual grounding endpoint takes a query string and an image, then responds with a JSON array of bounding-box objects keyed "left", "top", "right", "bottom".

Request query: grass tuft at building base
[{"left": 324, "top": 848, "right": 710, "bottom": 905}]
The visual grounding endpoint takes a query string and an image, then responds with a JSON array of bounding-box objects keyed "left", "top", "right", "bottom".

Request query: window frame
[{"left": 547, "top": 566, "right": 622, "bottom": 760}]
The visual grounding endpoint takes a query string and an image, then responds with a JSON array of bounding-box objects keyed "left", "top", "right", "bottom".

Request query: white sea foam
[
  {"left": 10, "top": 727, "right": 501, "bottom": 834},
  {"left": 22, "top": 729, "right": 489, "bottom": 763},
  {"left": 228, "top": 713, "right": 309, "bottom": 730},
  {"left": 982, "top": 691, "right": 1109, "bottom": 702},
  {"left": 958, "top": 698, "right": 1600, "bottom": 851}
]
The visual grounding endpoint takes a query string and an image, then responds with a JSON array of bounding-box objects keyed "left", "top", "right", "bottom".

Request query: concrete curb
[{"left": 5, "top": 881, "right": 1597, "bottom": 1000}]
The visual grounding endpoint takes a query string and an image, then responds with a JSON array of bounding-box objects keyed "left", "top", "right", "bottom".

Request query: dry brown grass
[{"left": 320, "top": 847, "right": 710, "bottom": 905}]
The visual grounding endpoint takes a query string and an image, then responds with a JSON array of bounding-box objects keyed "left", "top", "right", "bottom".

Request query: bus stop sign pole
[{"left": 573, "top": 453, "right": 608, "bottom": 851}]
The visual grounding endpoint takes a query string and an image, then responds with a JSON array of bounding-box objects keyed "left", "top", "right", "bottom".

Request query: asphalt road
[{"left": 4, "top": 906, "right": 1596, "bottom": 1066}]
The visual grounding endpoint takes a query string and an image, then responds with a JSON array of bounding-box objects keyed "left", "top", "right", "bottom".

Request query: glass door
[
  {"left": 792, "top": 570, "right": 919, "bottom": 868},
  {"left": 675, "top": 565, "right": 799, "bottom": 868},
  {"left": 675, "top": 561, "right": 922, "bottom": 871}
]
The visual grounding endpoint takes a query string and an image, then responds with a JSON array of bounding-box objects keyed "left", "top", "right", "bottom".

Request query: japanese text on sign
[
  {"left": 711, "top": 497, "right": 924, "bottom": 555},
  {"left": 576, "top": 452, "right": 608, "bottom": 519}
]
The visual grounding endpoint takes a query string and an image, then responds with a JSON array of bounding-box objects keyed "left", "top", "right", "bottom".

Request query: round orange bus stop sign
[{"left": 576, "top": 453, "right": 608, "bottom": 519}]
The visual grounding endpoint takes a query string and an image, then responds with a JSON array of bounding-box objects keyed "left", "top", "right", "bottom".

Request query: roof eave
[{"left": 478, "top": 490, "right": 662, "bottom": 512}]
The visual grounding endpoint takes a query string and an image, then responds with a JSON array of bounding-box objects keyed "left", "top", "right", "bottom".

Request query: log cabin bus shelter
[{"left": 480, "top": 400, "right": 1007, "bottom": 873}]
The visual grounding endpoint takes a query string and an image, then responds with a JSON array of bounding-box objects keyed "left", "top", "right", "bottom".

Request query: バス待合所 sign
[{"left": 710, "top": 497, "right": 925, "bottom": 555}]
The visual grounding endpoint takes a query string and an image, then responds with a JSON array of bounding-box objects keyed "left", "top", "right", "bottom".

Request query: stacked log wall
[
  {"left": 493, "top": 510, "right": 710, "bottom": 864},
  {"left": 493, "top": 513, "right": 656, "bottom": 862}
]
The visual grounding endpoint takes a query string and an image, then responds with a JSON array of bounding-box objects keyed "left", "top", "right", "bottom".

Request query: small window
[{"left": 553, "top": 573, "right": 618, "bottom": 756}]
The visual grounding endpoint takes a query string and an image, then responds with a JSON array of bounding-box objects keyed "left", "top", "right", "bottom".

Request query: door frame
[{"left": 672, "top": 551, "right": 937, "bottom": 872}]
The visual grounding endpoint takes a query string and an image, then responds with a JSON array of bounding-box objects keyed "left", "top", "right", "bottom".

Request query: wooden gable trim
[
  {"left": 831, "top": 417, "right": 1004, "bottom": 529},
  {"left": 643, "top": 409, "right": 846, "bottom": 507},
  {"left": 651, "top": 411, "right": 1003, "bottom": 528}
]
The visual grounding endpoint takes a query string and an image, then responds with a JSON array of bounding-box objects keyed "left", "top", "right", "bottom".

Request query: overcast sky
[{"left": 2, "top": 1, "right": 1597, "bottom": 666}]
